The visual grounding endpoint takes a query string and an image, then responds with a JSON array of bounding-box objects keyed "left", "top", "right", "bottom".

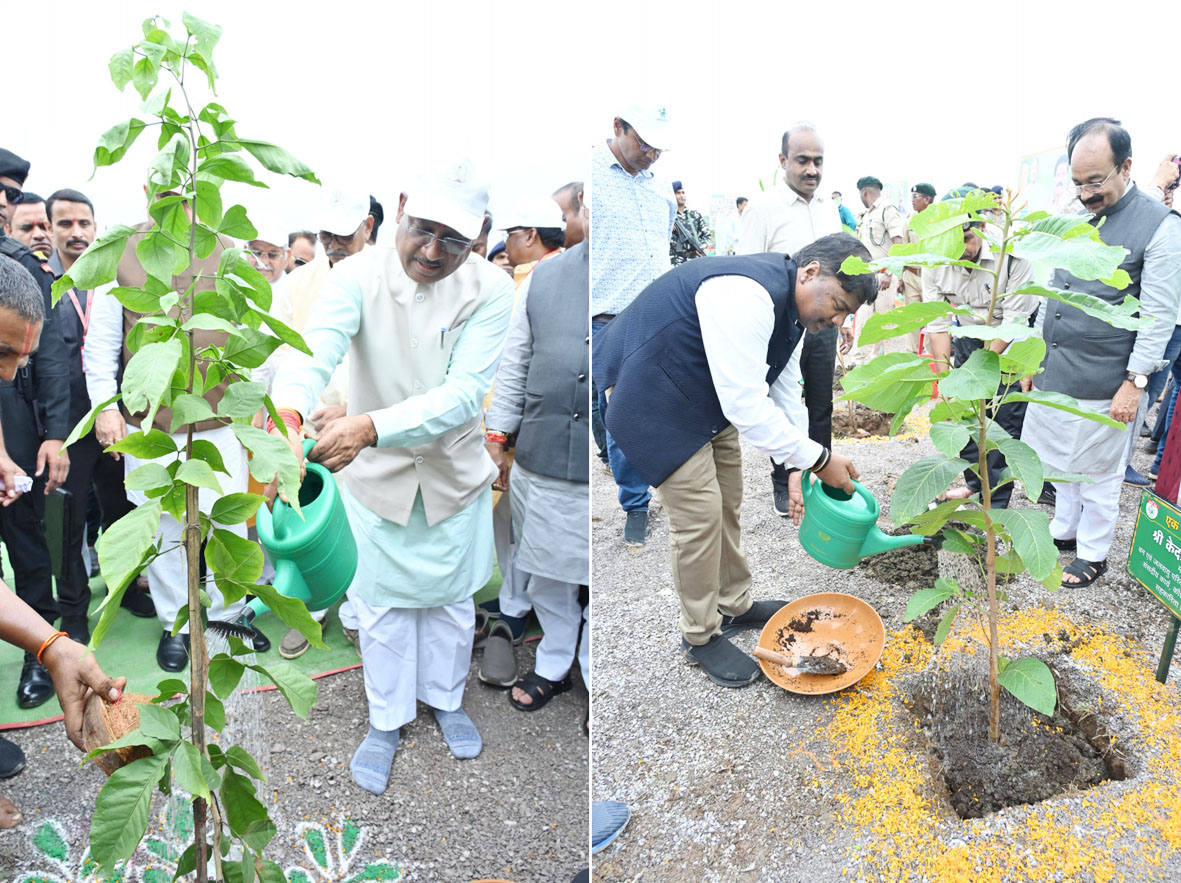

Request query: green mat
[{"left": 0, "top": 567, "right": 502, "bottom": 728}]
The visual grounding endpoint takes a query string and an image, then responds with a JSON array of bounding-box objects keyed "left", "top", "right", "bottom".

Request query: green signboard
[{"left": 1128, "top": 490, "right": 1181, "bottom": 619}]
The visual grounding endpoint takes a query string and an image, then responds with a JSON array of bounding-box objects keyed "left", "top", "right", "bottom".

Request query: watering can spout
[{"left": 859, "top": 527, "right": 928, "bottom": 560}]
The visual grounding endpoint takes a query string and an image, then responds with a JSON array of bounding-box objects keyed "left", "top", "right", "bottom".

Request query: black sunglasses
[{"left": 2, "top": 187, "right": 23, "bottom": 205}]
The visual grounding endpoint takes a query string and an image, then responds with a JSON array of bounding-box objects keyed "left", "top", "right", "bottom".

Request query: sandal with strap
[
  {"left": 508, "top": 670, "right": 572, "bottom": 712},
  {"left": 1062, "top": 557, "right": 1107, "bottom": 588}
]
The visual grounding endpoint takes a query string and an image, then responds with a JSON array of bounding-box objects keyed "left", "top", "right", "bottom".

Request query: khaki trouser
[
  {"left": 849, "top": 274, "right": 898, "bottom": 364},
  {"left": 657, "top": 425, "right": 753, "bottom": 644},
  {"left": 902, "top": 269, "right": 923, "bottom": 353}
]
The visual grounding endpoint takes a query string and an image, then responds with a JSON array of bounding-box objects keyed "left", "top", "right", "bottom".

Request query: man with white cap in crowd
[
  {"left": 268, "top": 156, "right": 514, "bottom": 794},
  {"left": 591, "top": 102, "right": 676, "bottom": 547},
  {"left": 272, "top": 187, "right": 371, "bottom": 656},
  {"left": 477, "top": 193, "right": 566, "bottom": 687}
]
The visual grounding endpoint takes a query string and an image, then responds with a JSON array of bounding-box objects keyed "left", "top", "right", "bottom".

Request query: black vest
[
  {"left": 1038, "top": 184, "right": 1176, "bottom": 399},
  {"left": 592, "top": 254, "right": 801, "bottom": 486}
]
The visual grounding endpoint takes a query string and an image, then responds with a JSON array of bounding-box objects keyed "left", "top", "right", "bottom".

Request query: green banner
[{"left": 1128, "top": 490, "right": 1181, "bottom": 619}]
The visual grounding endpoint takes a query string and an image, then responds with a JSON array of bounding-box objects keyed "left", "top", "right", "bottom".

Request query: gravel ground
[
  {"left": 0, "top": 640, "right": 588, "bottom": 883},
  {"left": 590, "top": 402, "right": 1181, "bottom": 882}
]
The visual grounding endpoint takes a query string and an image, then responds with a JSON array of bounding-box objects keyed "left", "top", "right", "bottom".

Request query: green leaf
[
  {"left": 230, "top": 140, "right": 320, "bottom": 184},
  {"left": 1016, "top": 284, "right": 1150, "bottom": 331},
  {"left": 225, "top": 745, "right": 266, "bottom": 781},
  {"left": 233, "top": 425, "right": 302, "bottom": 513},
  {"left": 1041, "top": 562, "right": 1065, "bottom": 592},
  {"left": 204, "top": 691, "right": 226, "bottom": 732},
  {"left": 198, "top": 154, "right": 267, "bottom": 187},
  {"left": 89, "top": 753, "right": 169, "bottom": 869},
  {"left": 1005, "top": 389, "right": 1125, "bottom": 428},
  {"left": 892, "top": 455, "right": 970, "bottom": 523},
  {"left": 94, "top": 118, "right": 148, "bottom": 169},
  {"left": 905, "top": 578, "right": 958, "bottom": 622},
  {"left": 950, "top": 322, "right": 1040, "bottom": 344},
  {"left": 80, "top": 726, "right": 170, "bottom": 765},
  {"left": 106, "top": 286, "right": 160, "bottom": 314},
  {"left": 62, "top": 395, "right": 120, "bottom": 451},
  {"left": 249, "top": 582, "right": 327, "bottom": 650},
  {"left": 991, "top": 508, "right": 1056, "bottom": 580},
  {"left": 209, "top": 655, "right": 246, "bottom": 699},
  {"left": 150, "top": 679, "right": 187, "bottom": 703},
  {"left": 107, "top": 429, "right": 178, "bottom": 460},
  {"left": 939, "top": 348, "right": 1000, "bottom": 400},
  {"left": 841, "top": 253, "right": 980, "bottom": 277},
  {"left": 940, "top": 529, "right": 978, "bottom": 555},
  {"left": 1011, "top": 232, "right": 1128, "bottom": 283},
  {"left": 232, "top": 261, "right": 274, "bottom": 312},
  {"left": 903, "top": 498, "right": 970, "bottom": 534},
  {"left": 933, "top": 603, "right": 960, "bottom": 646},
  {"left": 997, "top": 657, "right": 1057, "bottom": 715},
  {"left": 109, "top": 48, "right": 135, "bottom": 90},
  {"left": 51, "top": 226, "right": 136, "bottom": 300},
  {"left": 258, "top": 859, "right": 287, "bottom": 883},
  {"left": 243, "top": 818, "right": 278, "bottom": 853},
  {"left": 218, "top": 204, "right": 258, "bottom": 239},
  {"left": 218, "top": 382, "right": 268, "bottom": 419},
  {"left": 172, "top": 741, "right": 210, "bottom": 800},
  {"left": 245, "top": 657, "right": 317, "bottom": 719},
  {"left": 136, "top": 233, "right": 186, "bottom": 284},
  {"left": 194, "top": 179, "right": 224, "bottom": 228},
  {"left": 838, "top": 353, "right": 938, "bottom": 413},
  {"left": 1000, "top": 337, "right": 1046, "bottom": 379},
  {"left": 995, "top": 437, "right": 1044, "bottom": 501},
  {"left": 858, "top": 301, "right": 974, "bottom": 347},
  {"left": 205, "top": 528, "right": 264, "bottom": 585},
  {"left": 169, "top": 393, "right": 218, "bottom": 430},
  {"left": 131, "top": 55, "right": 158, "bottom": 100},
  {"left": 929, "top": 422, "right": 970, "bottom": 459},
  {"left": 170, "top": 604, "right": 189, "bottom": 637},
  {"left": 96, "top": 499, "right": 162, "bottom": 611},
  {"left": 122, "top": 339, "right": 182, "bottom": 430},
  {"left": 182, "top": 11, "right": 222, "bottom": 60},
  {"left": 210, "top": 493, "right": 265, "bottom": 524},
  {"left": 929, "top": 398, "right": 975, "bottom": 423},
  {"left": 248, "top": 308, "right": 310, "bottom": 355},
  {"left": 188, "top": 438, "right": 230, "bottom": 475},
  {"left": 220, "top": 769, "right": 268, "bottom": 837},
  {"left": 176, "top": 459, "right": 223, "bottom": 494},
  {"left": 137, "top": 703, "right": 181, "bottom": 743},
  {"left": 223, "top": 327, "right": 282, "bottom": 369},
  {"left": 1027, "top": 213, "right": 1099, "bottom": 239}
]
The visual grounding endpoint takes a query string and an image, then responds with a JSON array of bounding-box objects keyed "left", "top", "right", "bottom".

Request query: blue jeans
[
  {"left": 1147, "top": 324, "right": 1181, "bottom": 405},
  {"left": 592, "top": 318, "right": 651, "bottom": 513},
  {"left": 1152, "top": 358, "right": 1181, "bottom": 474}
]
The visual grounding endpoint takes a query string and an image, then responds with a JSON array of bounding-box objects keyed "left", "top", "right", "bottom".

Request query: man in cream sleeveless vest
[{"left": 270, "top": 158, "right": 514, "bottom": 795}]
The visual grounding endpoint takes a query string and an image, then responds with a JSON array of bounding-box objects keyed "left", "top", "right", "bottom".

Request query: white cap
[
  {"left": 617, "top": 102, "right": 672, "bottom": 150},
  {"left": 319, "top": 186, "right": 371, "bottom": 238},
  {"left": 246, "top": 209, "right": 289, "bottom": 252},
  {"left": 403, "top": 156, "right": 489, "bottom": 241},
  {"left": 498, "top": 194, "right": 564, "bottom": 231}
]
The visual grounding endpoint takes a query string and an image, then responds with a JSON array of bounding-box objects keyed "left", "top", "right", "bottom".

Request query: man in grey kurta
[
  {"left": 1021, "top": 118, "right": 1181, "bottom": 586},
  {"left": 485, "top": 225, "right": 589, "bottom": 711}
]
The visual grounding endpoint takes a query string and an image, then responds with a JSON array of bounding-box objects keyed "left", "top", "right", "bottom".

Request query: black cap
[
  {"left": 0, "top": 149, "right": 31, "bottom": 186},
  {"left": 856, "top": 176, "right": 883, "bottom": 190},
  {"left": 911, "top": 183, "right": 936, "bottom": 198},
  {"left": 672, "top": 180, "right": 683, "bottom": 192}
]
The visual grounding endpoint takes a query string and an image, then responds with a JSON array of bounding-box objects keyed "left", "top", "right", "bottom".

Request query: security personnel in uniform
[{"left": 0, "top": 148, "right": 74, "bottom": 708}]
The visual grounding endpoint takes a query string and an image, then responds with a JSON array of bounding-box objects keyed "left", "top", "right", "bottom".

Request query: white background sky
[{"left": 7, "top": 0, "right": 1178, "bottom": 238}]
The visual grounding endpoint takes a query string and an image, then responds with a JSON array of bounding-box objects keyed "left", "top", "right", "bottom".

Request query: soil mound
[{"left": 832, "top": 402, "right": 893, "bottom": 438}]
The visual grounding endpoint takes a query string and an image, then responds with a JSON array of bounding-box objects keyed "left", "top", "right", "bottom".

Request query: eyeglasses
[
  {"left": 293, "top": 258, "right": 309, "bottom": 267},
  {"left": 406, "top": 223, "right": 472, "bottom": 256},
  {"left": 505, "top": 228, "right": 533, "bottom": 239},
  {"left": 631, "top": 130, "right": 662, "bottom": 157},
  {"left": 319, "top": 223, "right": 364, "bottom": 245},
  {"left": 1074, "top": 166, "right": 1119, "bottom": 195},
  {"left": 2, "top": 187, "right": 23, "bottom": 205},
  {"left": 247, "top": 247, "right": 286, "bottom": 262}
]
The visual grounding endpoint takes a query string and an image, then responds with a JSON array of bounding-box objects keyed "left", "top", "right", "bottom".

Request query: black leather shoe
[
  {"left": 157, "top": 631, "right": 191, "bottom": 672},
  {"left": 0, "top": 736, "right": 25, "bottom": 778},
  {"left": 121, "top": 585, "right": 157, "bottom": 618},
  {"left": 61, "top": 615, "right": 90, "bottom": 645},
  {"left": 251, "top": 627, "right": 271, "bottom": 653},
  {"left": 17, "top": 653, "right": 55, "bottom": 709}
]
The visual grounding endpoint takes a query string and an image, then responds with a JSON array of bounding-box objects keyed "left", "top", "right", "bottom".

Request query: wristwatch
[{"left": 1126, "top": 372, "right": 1148, "bottom": 389}]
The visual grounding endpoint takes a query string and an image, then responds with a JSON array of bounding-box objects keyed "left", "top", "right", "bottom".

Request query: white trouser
[
  {"left": 494, "top": 491, "right": 531, "bottom": 618},
  {"left": 1050, "top": 471, "right": 1124, "bottom": 562},
  {"left": 578, "top": 605, "right": 589, "bottom": 689},
  {"left": 124, "top": 424, "right": 248, "bottom": 633},
  {"left": 524, "top": 574, "right": 582, "bottom": 682},
  {"left": 352, "top": 594, "right": 474, "bottom": 731}
]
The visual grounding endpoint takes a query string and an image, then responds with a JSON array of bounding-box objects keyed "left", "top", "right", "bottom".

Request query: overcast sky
[{"left": 8, "top": 0, "right": 1175, "bottom": 235}]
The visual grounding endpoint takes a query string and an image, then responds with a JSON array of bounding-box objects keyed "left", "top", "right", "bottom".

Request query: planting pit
[
  {"left": 857, "top": 525, "right": 940, "bottom": 591},
  {"left": 906, "top": 656, "right": 1128, "bottom": 819},
  {"left": 831, "top": 402, "right": 894, "bottom": 438}
]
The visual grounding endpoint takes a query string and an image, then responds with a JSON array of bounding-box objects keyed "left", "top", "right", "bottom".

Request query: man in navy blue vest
[{"left": 593, "top": 233, "right": 877, "bottom": 687}]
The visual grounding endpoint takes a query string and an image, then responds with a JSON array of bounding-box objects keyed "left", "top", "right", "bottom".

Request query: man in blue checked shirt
[{"left": 590, "top": 102, "right": 677, "bottom": 546}]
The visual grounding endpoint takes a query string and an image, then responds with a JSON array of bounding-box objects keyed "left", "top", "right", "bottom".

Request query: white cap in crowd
[
  {"left": 498, "top": 194, "right": 565, "bottom": 231},
  {"left": 319, "top": 186, "right": 371, "bottom": 237},
  {"left": 617, "top": 102, "right": 672, "bottom": 150},
  {"left": 403, "top": 156, "right": 489, "bottom": 241}
]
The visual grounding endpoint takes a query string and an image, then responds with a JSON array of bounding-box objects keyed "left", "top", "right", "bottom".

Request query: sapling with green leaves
[
  {"left": 838, "top": 188, "right": 1148, "bottom": 742},
  {"left": 53, "top": 13, "right": 328, "bottom": 881}
]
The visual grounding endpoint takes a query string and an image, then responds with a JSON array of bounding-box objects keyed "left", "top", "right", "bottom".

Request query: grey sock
[
  {"left": 433, "top": 707, "right": 482, "bottom": 759},
  {"left": 350, "top": 725, "right": 399, "bottom": 795}
]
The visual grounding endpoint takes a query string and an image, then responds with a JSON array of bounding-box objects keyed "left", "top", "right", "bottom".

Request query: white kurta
[
  {"left": 1021, "top": 395, "right": 1146, "bottom": 475},
  {"left": 509, "top": 462, "right": 588, "bottom": 586}
]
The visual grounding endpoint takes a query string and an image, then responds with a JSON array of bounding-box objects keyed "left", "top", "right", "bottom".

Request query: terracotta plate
[{"left": 755, "top": 592, "right": 885, "bottom": 695}]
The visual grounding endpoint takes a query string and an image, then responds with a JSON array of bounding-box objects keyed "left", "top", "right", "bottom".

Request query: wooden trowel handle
[{"left": 753, "top": 646, "right": 795, "bottom": 667}]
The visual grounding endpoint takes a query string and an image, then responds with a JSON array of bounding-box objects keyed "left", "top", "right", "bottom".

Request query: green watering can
[
  {"left": 799, "top": 476, "right": 932, "bottom": 570},
  {"left": 242, "top": 439, "right": 358, "bottom": 626}
]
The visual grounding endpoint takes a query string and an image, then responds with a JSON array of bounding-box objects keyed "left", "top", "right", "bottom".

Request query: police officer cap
[
  {"left": 671, "top": 180, "right": 684, "bottom": 192},
  {"left": 941, "top": 187, "right": 975, "bottom": 201},
  {"left": 911, "top": 183, "right": 937, "bottom": 198},
  {"left": 0, "top": 149, "right": 30, "bottom": 186},
  {"left": 856, "top": 176, "right": 883, "bottom": 190}
]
